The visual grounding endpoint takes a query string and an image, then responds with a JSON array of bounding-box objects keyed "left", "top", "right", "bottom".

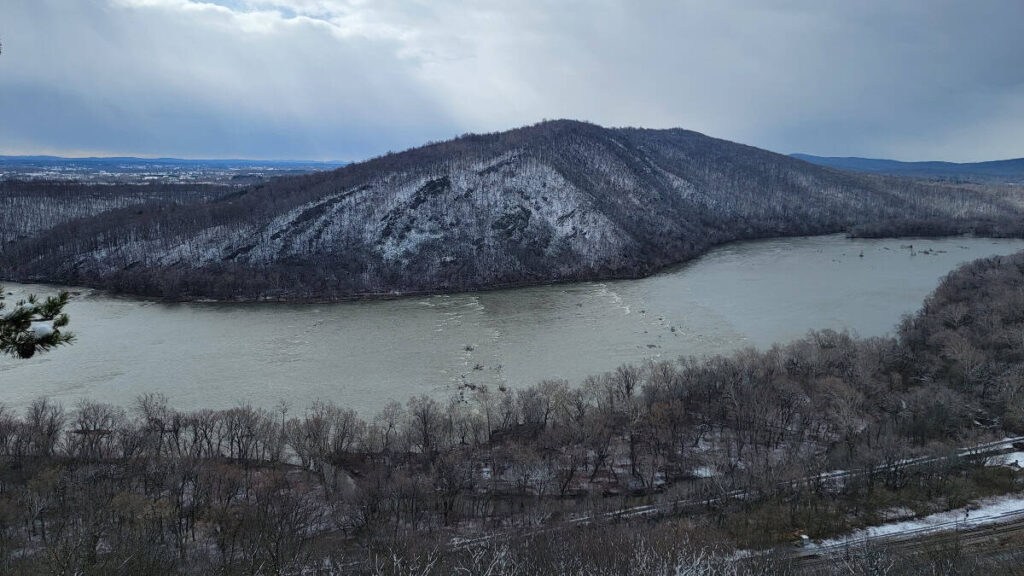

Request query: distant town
[{"left": 0, "top": 155, "right": 347, "bottom": 185}]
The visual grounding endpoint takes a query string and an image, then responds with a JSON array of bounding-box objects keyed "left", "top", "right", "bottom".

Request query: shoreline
[{"left": 4, "top": 230, "right": 1021, "bottom": 305}]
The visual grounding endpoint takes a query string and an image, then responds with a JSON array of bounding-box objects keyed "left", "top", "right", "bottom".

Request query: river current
[{"left": 3, "top": 235, "right": 1023, "bottom": 415}]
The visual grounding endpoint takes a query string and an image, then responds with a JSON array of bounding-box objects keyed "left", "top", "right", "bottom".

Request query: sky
[{"left": 1, "top": 0, "right": 1022, "bottom": 162}]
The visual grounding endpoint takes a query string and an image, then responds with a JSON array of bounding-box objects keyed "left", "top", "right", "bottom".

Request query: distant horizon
[
  {"left": 6, "top": 152, "right": 1024, "bottom": 166},
  {"left": 0, "top": 153, "right": 351, "bottom": 164},
  {"left": 2, "top": 136, "right": 1023, "bottom": 168},
  {"left": 789, "top": 153, "right": 1024, "bottom": 165},
  {"left": 2, "top": 118, "right": 1022, "bottom": 167},
  {"left": 4, "top": 149, "right": 1024, "bottom": 166}
]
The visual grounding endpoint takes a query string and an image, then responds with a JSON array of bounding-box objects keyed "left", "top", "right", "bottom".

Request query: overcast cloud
[{"left": 1, "top": 0, "right": 1022, "bottom": 161}]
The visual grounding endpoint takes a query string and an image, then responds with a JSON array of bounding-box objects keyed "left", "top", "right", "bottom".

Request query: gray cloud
[{"left": 1, "top": 0, "right": 1022, "bottom": 161}]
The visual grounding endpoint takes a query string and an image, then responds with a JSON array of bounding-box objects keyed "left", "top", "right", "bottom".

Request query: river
[{"left": 2, "top": 234, "right": 1023, "bottom": 415}]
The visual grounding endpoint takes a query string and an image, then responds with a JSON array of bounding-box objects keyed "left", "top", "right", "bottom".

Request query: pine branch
[{"left": 0, "top": 289, "right": 75, "bottom": 359}]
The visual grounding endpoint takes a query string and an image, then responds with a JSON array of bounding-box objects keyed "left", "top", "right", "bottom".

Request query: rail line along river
[{"left": 3, "top": 234, "right": 1024, "bottom": 415}]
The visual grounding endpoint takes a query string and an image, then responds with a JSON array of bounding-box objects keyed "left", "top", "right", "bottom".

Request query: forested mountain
[
  {"left": 791, "top": 153, "right": 1024, "bottom": 183},
  {"left": 2, "top": 120, "right": 1022, "bottom": 300}
]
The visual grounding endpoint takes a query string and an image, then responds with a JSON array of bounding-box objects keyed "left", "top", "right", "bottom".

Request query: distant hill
[
  {"left": 791, "top": 154, "right": 1024, "bottom": 183},
  {"left": 2, "top": 120, "right": 1022, "bottom": 300}
]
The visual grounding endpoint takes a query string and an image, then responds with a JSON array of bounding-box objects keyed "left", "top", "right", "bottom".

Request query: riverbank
[{"left": 6, "top": 229, "right": 1024, "bottom": 305}]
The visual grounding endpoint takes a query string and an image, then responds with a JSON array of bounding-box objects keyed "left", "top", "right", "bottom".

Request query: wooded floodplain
[{"left": 1, "top": 249, "right": 1023, "bottom": 574}]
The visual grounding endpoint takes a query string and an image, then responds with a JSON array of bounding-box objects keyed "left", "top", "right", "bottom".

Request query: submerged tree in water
[{"left": 0, "top": 286, "right": 74, "bottom": 358}]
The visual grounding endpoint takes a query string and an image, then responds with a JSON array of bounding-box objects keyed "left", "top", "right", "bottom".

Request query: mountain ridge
[{"left": 791, "top": 153, "right": 1024, "bottom": 182}]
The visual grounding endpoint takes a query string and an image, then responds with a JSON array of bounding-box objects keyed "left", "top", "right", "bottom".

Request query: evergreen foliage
[{"left": 0, "top": 286, "right": 74, "bottom": 358}]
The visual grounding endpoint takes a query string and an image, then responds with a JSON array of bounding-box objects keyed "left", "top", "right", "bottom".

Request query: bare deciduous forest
[
  {"left": 0, "top": 180, "right": 233, "bottom": 245},
  {"left": 2, "top": 120, "right": 1022, "bottom": 300},
  {"left": 1, "top": 250, "right": 1023, "bottom": 574}
]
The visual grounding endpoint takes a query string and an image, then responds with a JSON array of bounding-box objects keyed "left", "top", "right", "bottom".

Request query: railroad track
[
  {"left": 452, "top": 437, "right": 1024, "bottom": 551},
  {"left": 299, "top": 436, "right": 1024, "bottom": 573},
  {"left": 793, "top": 506, "right": 1024, "bottom": 569}
]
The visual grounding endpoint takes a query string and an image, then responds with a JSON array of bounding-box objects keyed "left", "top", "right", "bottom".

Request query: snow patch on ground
[
  {"left": 813, "top": 494, "right": 1024, "bottom": 549},
  {"left": 986, "top": 452, "right": 1024, "bottom": 468},
  {"left": 691, "top": 465, "right": 715, "bottom": 479}
]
